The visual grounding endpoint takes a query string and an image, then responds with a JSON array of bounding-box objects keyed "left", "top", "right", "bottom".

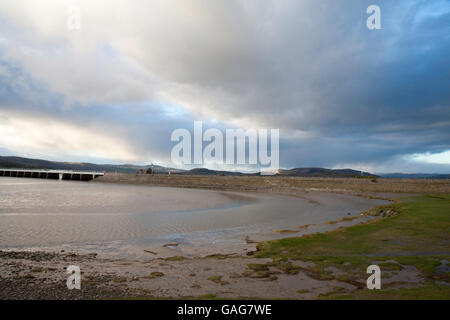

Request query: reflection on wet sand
[{"left": 0, "top": 177, "right": 388, "bottom": 259}]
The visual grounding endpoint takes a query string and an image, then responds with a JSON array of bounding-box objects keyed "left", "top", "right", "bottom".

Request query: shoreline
[
  {"left": 1, "top": 196, "right": 445, "bottom": 300},
  {"left": 1, "top": 176, "right": 449, "bottom": 299},
  {"left": 0, "top": 185, "right": 390, "bottom": 260}
]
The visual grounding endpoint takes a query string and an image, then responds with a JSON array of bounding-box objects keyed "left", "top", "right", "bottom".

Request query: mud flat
[
  {"left": 1, "top": 192, "right": 448, "bottom": 300},
  {"left": 1, "top": 176, "right": 448, "bottom": 299},
  {"left": 0, "top": 177, "right": 388, "bottom": 259},
  {"left": 96, "top": 173, "right": 450, "bottom": 194},
  {"left": 0, "top": 250, "right": 367, "bottom": 300}
]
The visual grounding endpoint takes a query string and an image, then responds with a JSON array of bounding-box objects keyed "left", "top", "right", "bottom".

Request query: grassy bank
[{"left": 254, "top": 194, "right": 450, "bottom": 299}]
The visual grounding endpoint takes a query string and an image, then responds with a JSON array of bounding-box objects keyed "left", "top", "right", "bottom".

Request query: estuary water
[{"left": 0, "top": 177, "right": 387, "bottom": 258}]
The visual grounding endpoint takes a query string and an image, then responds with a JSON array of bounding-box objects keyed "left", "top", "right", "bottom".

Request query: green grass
[
  {"left": 207, "top": 275, "right": 229, "bottom": 285},
  {"left": 205, "top": 253, "right": 239, "bottom": 259},
  {"left": 163, "top": 256, "right": 186, "bottom": 261},
  {"left": 254, "top": 194, "right": 450, "bottom": 299},
  {"left": 296, "top": 289, "right": 310, "bottom": 294},
  {"left": 247, "top": 263, "right": 269, "bottom": 271},
  {"left": 143, "top": 272, "right": 164, "bottom": 279},
  {"left": 113, "top": 277, "right": 127, "bottom": 283}
]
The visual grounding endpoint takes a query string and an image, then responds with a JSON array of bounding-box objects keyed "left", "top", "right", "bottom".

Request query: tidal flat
[{"left": 0, "top": 175, "right": 449, "bottom": 299}]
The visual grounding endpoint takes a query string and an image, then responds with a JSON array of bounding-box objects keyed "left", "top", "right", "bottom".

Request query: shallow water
[{"left": 0, "top": 177, "right": 387, "bottom": 258}]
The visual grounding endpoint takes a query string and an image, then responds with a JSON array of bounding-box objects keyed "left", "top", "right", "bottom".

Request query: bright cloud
[
  {"left": 409, "top": 150, "right": 450, "bottom": 165},
  {"left": 0, "top": 0, "right": 449, "bottom": 172},
  {"left": 0, "top": 111, "right": 139, "bottom": 161}
]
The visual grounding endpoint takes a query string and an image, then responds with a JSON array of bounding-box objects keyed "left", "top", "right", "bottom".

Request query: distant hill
[
  {"left": 0, "top": 156, "right": 179, "bottom": 173},
  {"left": 4, "top": 155, "right": 447, "bottom": 178},
  {"left": 277, "top": 167, "right": 377, "bottom": 178},
  {"left": 178, "top": 168, "right": 253, "bottom": 176},
  {"left": 179, "top": 167, "right": 376, "bottom": 177},
  {"left": 429, "top": 174, "right": 450, "bottom": 179}
]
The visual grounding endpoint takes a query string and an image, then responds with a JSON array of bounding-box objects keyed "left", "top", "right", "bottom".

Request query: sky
[{"left": 0, "top": 0, "right": 449, "bottom": 173}]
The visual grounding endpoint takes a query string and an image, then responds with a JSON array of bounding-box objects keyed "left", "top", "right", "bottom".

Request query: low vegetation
[
  {"left": 207, "top": 276, "right": 229, "bottom": 285},
  {"left": 144, "top": 272, "right": 164, "bottom": 279},
  {"left": 97, "top": 174, "right": 450, "bottom": 194},
  {"left": 254, "top": 194, "right": 450, "bottom": 299}
]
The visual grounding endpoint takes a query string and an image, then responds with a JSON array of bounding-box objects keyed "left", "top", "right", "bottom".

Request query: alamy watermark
[
  {"left": 66, "top": 265, "right": 81, "bottom": 290},
  {"left": 367, "top": 265, "right": 381, "bottom": 289},
  {"left": 67, "top": 6, "right": 81, "bottom": 31},
  {"left": 367, "top": 5, "right": 381, "bottom": 30},
  {"left": 65, "top": 5, "right": 380, "bottom": 32},
  {"left": 171, "top": 121, "right": 279, "bottom": 175}
]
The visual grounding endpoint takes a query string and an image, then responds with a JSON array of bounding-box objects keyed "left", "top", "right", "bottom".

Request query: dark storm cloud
[{"left": 0, "top": 0, "right": 448, "bottom": 172}]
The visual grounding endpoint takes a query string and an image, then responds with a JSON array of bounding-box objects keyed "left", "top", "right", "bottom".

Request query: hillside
[
  {"left": 277, "top": 167, "right": 377, "bottom": 177},
  {"left": 179, "top": 168, "right": 241, "bottom": 176},
  {"left": 0, "top": 156, "right": 176, "bottom": 173},
  {"left": 178, "top": 167, "right": 376, "bottom": 177},
  {"left": 5, "top": 155, "right": 447, "bottom": 178}
]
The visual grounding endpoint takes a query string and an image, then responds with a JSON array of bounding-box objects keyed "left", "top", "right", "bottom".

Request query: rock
[
  {"left": 63, "top": 252, "right": 77, "bottom": 257},
  {"left": 245, "top": 236, "right": 258, "bottom": 244},
  {"left": 162, "top": 243, "right": 179, "bottom": 248}
]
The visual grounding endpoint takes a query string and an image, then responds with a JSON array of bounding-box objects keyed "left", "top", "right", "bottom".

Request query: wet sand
[
  {"left": 1, "top": 174, "right": 434, "bottom": 299},
  {"left": 0, "top": 250, "right": 361, "bottom": 300},
  {"left": 0, "top": 240, "right": 424, "bottom": 300},
  {"left": 97, "top": 173, "right": 450, "bottom": 194},
  {"left": 0, "top": 176, "right": 388, "bottom": 259}
]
